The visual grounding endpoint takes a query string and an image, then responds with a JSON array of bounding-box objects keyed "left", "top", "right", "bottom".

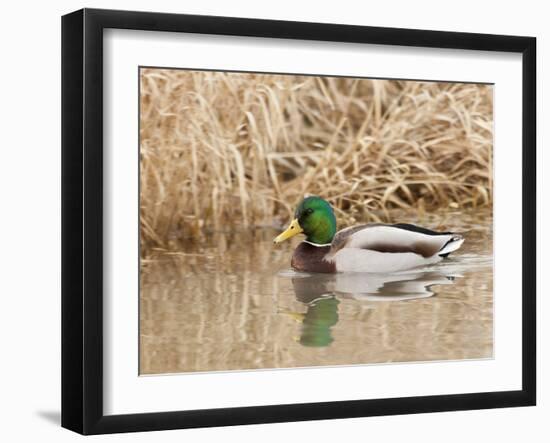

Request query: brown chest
[{"left": 291, "top": 242, "right": 336, "bottom": 273}]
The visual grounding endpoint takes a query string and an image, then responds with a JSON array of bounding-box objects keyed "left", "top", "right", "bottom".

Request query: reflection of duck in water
[
  {"left": 281, "top": 276, "right": 340, "bottom": 347},
  {"left": 280, "top": 270, "right": 459, "bottom": 347},
  {"left": 291, "top": 296, "right": 340, "bottom": 348},
  {"left": 291, "top": 271, "right": 459, "bottom": 301},
  {"left": 273, "top": 196, "right": 464, "bottom": 273}
]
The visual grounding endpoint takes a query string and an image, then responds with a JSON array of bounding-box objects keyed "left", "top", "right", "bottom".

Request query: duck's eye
[{"left": 305, "top": 208, "right": 314, "bottom": 215}]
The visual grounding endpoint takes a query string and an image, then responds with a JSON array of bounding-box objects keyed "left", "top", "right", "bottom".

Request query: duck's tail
[{"left": 438, "top": 234, "right": 465, "bottom": 258}]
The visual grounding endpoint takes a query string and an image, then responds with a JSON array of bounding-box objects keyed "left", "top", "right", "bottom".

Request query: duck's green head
[{"left": 273, "top": 196, "right": 337, "bottom": 245}]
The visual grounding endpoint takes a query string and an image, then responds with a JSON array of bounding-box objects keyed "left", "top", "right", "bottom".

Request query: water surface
[{"left": 140, "top": 211, "right": 493, "bottom": 374}]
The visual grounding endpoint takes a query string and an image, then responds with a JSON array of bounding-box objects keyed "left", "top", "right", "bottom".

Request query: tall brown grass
[{"left": 140, "top": 68, "right": 493, "bottom": 256}]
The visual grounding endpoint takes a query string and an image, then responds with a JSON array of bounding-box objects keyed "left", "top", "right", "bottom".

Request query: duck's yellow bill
[{"left": 273, "top": 218, "right": 303, "bottom": 244}]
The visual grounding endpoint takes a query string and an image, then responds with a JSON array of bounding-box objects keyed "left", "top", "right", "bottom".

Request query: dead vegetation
[{"left": 140, "top": 68, "right": 492, "bottom": 256}]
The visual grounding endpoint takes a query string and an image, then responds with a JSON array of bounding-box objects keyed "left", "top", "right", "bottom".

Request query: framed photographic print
[{"left": 61, "top": 8, "right": 536, "bottom": 435}]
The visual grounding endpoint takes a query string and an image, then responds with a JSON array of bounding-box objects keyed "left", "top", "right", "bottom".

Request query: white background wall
[{"left": 0, "top": 1, "right": 545, "bottom": 441}]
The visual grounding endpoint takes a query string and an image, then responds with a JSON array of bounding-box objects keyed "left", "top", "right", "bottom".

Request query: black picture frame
[{"left": 61, "top": 8, "right": 537, "bottom": 435}]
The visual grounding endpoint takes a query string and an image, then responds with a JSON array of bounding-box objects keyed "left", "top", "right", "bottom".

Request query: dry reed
[{"left": 140, "top": 68, "right": 493, "bottom": 256}]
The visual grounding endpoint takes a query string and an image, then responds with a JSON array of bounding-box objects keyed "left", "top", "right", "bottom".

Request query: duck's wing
[
  {"left": 330, "top": 224, "right": 373, "bottom": 251},
  {"left": 331, "top": 223, "right": 463, "bottom": 258},
  {"left": 329, "top": 224, "right": 464, "bottom": 272},
  {"left": 328, "top": 224, "right": 464, "bottom": 272}
]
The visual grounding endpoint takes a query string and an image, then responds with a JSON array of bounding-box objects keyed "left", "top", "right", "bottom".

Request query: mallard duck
[{"left": 273, "top": 196, "right": 464, "bottom": 273}]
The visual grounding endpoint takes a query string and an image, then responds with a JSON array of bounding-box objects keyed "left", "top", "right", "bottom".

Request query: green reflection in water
[{"left": 299, "top": 297, "right": 340, "bottom": 347}]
